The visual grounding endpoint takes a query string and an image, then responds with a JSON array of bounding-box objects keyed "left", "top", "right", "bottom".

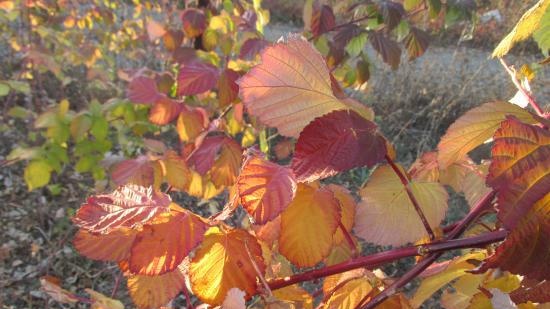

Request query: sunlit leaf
[
  {"left": 437, "top": 101, "right": 537, "bottom": 168},
  {"left": 111, "top": 156, "right": 157, "bottom": 187},
  {"left": 127, "top": 263, "right": 187, "bottom": 309},
  {"left": 176, "top": 106, "right": 208, "bottom": 143},
  {"left": 73, "top": 185, "right": 171, "bottom": 233},
  {"left": 86, "top": 289, "right": 124, "bottom": 309},
  {"left": 209, "top": 137, "right": 242, "bottom": 187},
  {"left": 181, "top": 8, "right": 207, "bottom": 38},
  {"left": 218, "top": 69, "right": 240, "bottom": 107},
  {"left": 24, "top": 160, "right": 52, "bottom": 191},
  {"left": 238, "top": 35, "right": 372, "bottom": 137},
  {"left": 279, "top": 183, "right": 340, "bottom": 267},
  {"left": 325, "top": 277, "right": 373, "bottom": 309},
  {"left": 148, "top": 97, "right": 182, "bottom": 125},
  {"left": 272, "top": 285, "right": 313, "bottom": 309},
  {"left": 177, "top": 61, "right": 220, "bottom": 96},
  {"left": 190, "top": 228, "right": 265, "bottom": 305},
  {"left": 237, "top": 156, "right": 297, "bottom": 224},
  {"left": 73, "top": 228, "right": 136, "bottom": 261},
  {"left": 326, "top": 184, "right": 356, "bottom": 245},
  {"left": 127, "top": 76, "right": 162, "bottom": 105},
  {"left": 291, "top": 110, "right": 386, "bottom": 182},
  {"left": 355, "top": 164, "right": 448, "bottom": 246},
  {"left": 161, "top": 150, "right": 191, "bottom": 190}
]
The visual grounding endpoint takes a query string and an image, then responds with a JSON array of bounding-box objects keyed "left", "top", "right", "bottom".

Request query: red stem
[
  {"left": 362, "top": 190, "right": 497, "bottom": 308},
  {"left": 385, "top": 154, "right": 435, "bottom": 240},
  {"left": 499, "top": 58, "right": 545, "bottom": 117},
  {"left": 338, "top": 221, "right": 358, "bottom": 257}
]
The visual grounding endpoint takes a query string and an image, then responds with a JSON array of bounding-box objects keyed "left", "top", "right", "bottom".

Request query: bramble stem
[
  {"left": 385, "top": 154, "right": 435, "bottom": 240},
  {"left": 362, "top": 190, "right": 496, "bottom": 308},
  {"left": 499, "top": 58, "right": 545, "bottom": 117},
  {"left": 338, "top": 221, "right": 358, "bottom": 257}
]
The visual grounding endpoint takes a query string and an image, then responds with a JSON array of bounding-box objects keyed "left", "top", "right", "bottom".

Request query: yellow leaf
[
  {"left": 441, "top": 273, "right": 485, "bottom": 309},
  {"left": 279, "top": 183, "right": 340, "bottom": 267},
  {"left": 272, "top": 285, "right": 313, "bottom": 309},
  {"left": 85, "top": 289, "right": 124, "bottom": 309},
  {"left": 127, "top": 263, "right": 187, "bottom": 309},
  {"left": 492, "top": 0, "right": 550, "bottom": 57},
  {"left": 326, "top": 184, "right": 356, "bottom": 245},
  {"left": 355, "top": 164, "right": 448, "bottom": 246},
  {"left": 161, "top": 150, "right": 191, "bottom": 190},
  {"left": 325, "top": 277, "right": 373, "bottom": 309},
  {"left": 24, "top": 160, "right": 52, "bottom": 191},
  {"left": 209, "top": 139, "right": 242, "bottom": 187},
  {"left": 190, "top": 227, "right": 265, "bottom": 305}
]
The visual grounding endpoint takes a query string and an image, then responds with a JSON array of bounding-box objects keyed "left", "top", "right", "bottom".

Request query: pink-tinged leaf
[
  {"left": 180, "top": 8, "right": 206, "bottom": 38},
  {"left": 487, "top": 117, "right": 550, "bottom": 229},
  {"left": 148, "top": 97, "right": 182, "bottom": 125},
  {"left": 237, "top": 156, "right": 297, "bottom": 224},
  {"left": 177, "top": 61, "right": 220, "bottom": 96},
  {"left": 73, "top": 229, "right": 136, "bottom": 262},
  {"left": 173, "top": 46, "right": 197, "bottom": 65},
  {"left": 146, "top": 19, "right": 166, "bottom": 41},
  {"left": 291, "top": 110, "right": 386, "bottom": 182},
  {"left": 111, "top": 156, "right": 156, "bottom": 187},
  {"left": 238, "top": 35, "right": 373, "bottom": 137},
  {"left": 163, "top": 30, "right": 184, "bottom": 52},
  {"left": 239, "top": 38, "right": 269, "bottom": 60},
  {"left": 510, "top": 279, "right": 550, "bottom": 304},
  {"left": 404, "top": 27, "right": 430, "bottom": 60},
  {"left": 127, "top": 76, "right": 163, "bottom": 105},
  {"left": 218, "top": 69, "right": 240, "bottom": 107},
  {"left": 311, "top": 4, "right": 336, "bottom": 36},
  {"left": 187, "top": 135, "right": 226, "bottom": 175},
  {"left": 130, "top": 209, "right": 207, "bottom": 276},
  {"left": 369, "top": 31, "right": 401, "bottom": 69},
  {"left": 73, "top": 185, "right": 171, "bottom": 234}
]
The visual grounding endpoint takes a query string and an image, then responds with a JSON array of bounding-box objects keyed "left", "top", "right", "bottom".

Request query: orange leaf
[
  {"left": 73, "top": 228, "right": 136, "bottom": 261},
  {"left": 325, "top": 277, "right": 373, "bottom": 309},
  {"left": 190, "top": 227, "right": 265, "bottom": 305},
  {"left": 279, "top": 183, "right": 340, "bottom": 267},
  {"left": 180, "top": 8, "right": 206, "bottom": 38},
  {"left": 86, "top": 289, "right": 124, "bottom": 309},
  {"left": 237, "top": 156, "right": 297, "bottom": 224},
  {"left": 129, "top": 208, "right": 207, "bottom": 276},
  {"left": 176, "top": 106, "right": 209, "bottom": 143},
  {"left": 209, "top": 138, "right": 242, "bottom": 187},
  {"left": 111, "top": 156, "right": 158, "bottom": 187},
  {"left": 40, "top": 276, "right": 78, "bottom": 304},
  {"left": 146, "top": 19, "right": 166, "bottom": 42},
  {"left": 218, "top": 69, "right": 240, "bottom": 107},
  {"left": 127, "top": 263, "right": 187, "bottom": 309},
  {"left": 355, "top": 164, "right": 448, "bottom": 246},
  {"left": 148, "top": 97, "right": 182, "bottom": 125},
  {"left": 161, "top": 150, "right": 191, "bottom": 190},
  {"left": 326, "top": 184, "right": 356, "bottom": 245},
  {"left": 238, "top": 35, "right": 373, "bottom": 138},
  {"left": 488, "top": 117, "right": 550, "bottom": 229},
  {"left": 73, "top": 185, "right": 171, "bottom": 234},
  {"left": 437, "top": 101, "right": 537, "bottom": 168}
]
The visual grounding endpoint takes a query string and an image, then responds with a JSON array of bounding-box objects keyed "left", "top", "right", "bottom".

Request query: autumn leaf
[
  {"left": 86, "top": 289, "right": 124, "bottom": 309},
  {"left": 181, "top": 8, "right": 206, "bottom": 38},
  {"left": 188, "top": 135, "right": 226, "bottom": 175},
  {"left": 510, "top": 279, "right": 550, "bottom": 304},
  {"left": 148, "top": 97, "right": 182, "bottom": 125},
  {"left": 40, "top": 276, "right": 78, "bottom": 304},
  {"left": 209, "top": 138, "right": 242, "bottom": 187},
  {"left": 160, "top": 150, "right": 191, "bottom": 191},
  {"left": 437, "top": 101, "right": 537, "bottom": 168},
  {"left": 239, "top": 38, "right": 269, "bottom": 60},
  {"left": 111, "top": 156, "right": 159, "bottom": 188},
  {"left": 176, "top": 106, "right": 209, "bottom": 143},
  {"left": 311, "top": 4, "right": 335, "bottom": 36},
  {"left": 279, "top": 183, "right": 341, "bottom": 267},
  {"left": 190, "top": 227, "right": 265, "bottom": 305},
  {"left": 354, "top": 164, "right": 448, "bottom": 246},
  {"left": 127, "top": 76, "right": 163, "bottom": 105},
  {"left": 326, "top": 184, "right": 356, "bottom": 245},
  {"left": 487, "top": 117, "right": 550, "bottom": 229},
  {"left": 492, "top": 0, "right": 550, "bottom": 57},
  {"left": 476, "top": 192, "right": 550, "bottom": 281},
  {"left": 73, "top": 185, "right": 171, "bottom": 234},
  {"left": 291, "top": 110, "right": 386, "bottom": 182},
  {"left": 127, "top": 262, "right": 187, "bottom": 309},
  {"left": 325, "top": 277, "right": 373, "bottom": 309},
  {"left": 177, "top": 61, "right": 220, "bottom": 96},
  {"left": 129, "top": 208, "right": 207, "bottom": 275},
  {"left": 238, "top": 35, "right": 373, "bottom": 138},
  {"left": 146, "top": 19, "right": 166, "bottom": 42},
  {"left": 404, "top": 27, "right": 430, "bottom": 60},
  {"left": 73, "top": 228, "right": 136, "bottom": 261},
  {"left": 379, "top": 0, "right": 405, "bottom": 30},
  {"left": 272, "top": 285, "right": 313, "bottom": 309},
  {"left": 369, "top": 31, "right": 401, "bottom": 69},
  {"left": 237, "top": 156, "right": 297, "bottom": 224},
  {"left": 218, "top": 69, "right": 239, "bottom": 107}
]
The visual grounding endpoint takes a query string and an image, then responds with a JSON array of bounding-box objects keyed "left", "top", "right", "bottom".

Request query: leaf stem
[
  {"left": 385, "top": 154, "right": 435, "bottom": 241},
  {"left": 499, "top": 58, "right": 545, "bottom": 117},
  {"left": 361, "top": 189, "right": 496, "bottom": 308},
  {"left": 338, "top": 221, "right": 358, "bottom": 257}
]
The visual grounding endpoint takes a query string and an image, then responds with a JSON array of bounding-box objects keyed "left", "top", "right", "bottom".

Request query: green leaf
[
  {"left": 0, "top": 83, "right": 9, "bottom": 96},
  {"left": 404, "top": 0, "right": 423, "bottom": 11},
  {"left": 24, "top": 160, "right": 53, "bottom": 191},
  {"left": 533, "top": 5, "right": 550, "bottom": 55},
  {"left": 345, "top": 32, "right": 368, "bottom": 58},
  {"left": 7, "top": 80, "right": 30, "bottom": 94},
  {"left": 91, "top": 117, "right": 109, "bottom": 140},
  {"left": 7, "top": 147, "right": 41, "bottom": 161},
  {"left": 8, "top": 106, "right": 31, "bottom": 118}
]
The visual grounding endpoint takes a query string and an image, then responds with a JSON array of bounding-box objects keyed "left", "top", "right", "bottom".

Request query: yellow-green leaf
[{"left": 24, "top": 160, "right": 52, "bottom": 190}]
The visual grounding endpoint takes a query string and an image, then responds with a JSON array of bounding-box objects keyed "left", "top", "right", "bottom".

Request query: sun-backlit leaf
[
  {"left": 127, "top": 263, "right": 187, "bottom": 309},
  {"left": 148, "top": 97, "right": 182, "bottom": 125},
  {"left": 188, "top": 135, "right": 226, "bottom": 175},
  {"left": 146, "top": 19, "right": 166, "bottom": 42},
  {"left": 238, "top": 35, "right": 372, "bottom": 138},
  {"left": 291, "top": 110, "right": 386, "bottom": 182},
  {"left": 237, "top": 156, "right": 297, "bottom": 224},
  {"left": 272, "top": 285, "right": 313, "bottom": 309},
  {"left": 181, "top": 8, "right": 207, "bottom": 38},
  {"left": 190, "top": 227, "right": 265, "bottom": 305},
  {"left": 176, "top": 106, "right": 208, "bottom": 143},
  {"left": 311, "top": 4, "right": 335, "bottom": 36},
  {"left": 326, "top": 184, "right": 356, "bottom": 245},
  {"left": 437, "top": 101, "right": 537, "bottom": 168},
  {"left": 477, "top": 193, "right": 550, "bottom": 281},
  {"left": 279, "top": 183, "right": 340, "bottom": 267},
  {"left": 218, "top": 69, "right": 239, "bottom": 107},
  {"left": 127, "top": 76, "right": 163, "bottom": 105},
  {"left": 239, "top": 38, "right": 269, "bottom": 60},
  {"left": 492, "top": 0, "right": 550, "bottom": 57},
  {"left": 440, "top": 273, "right": 486, "bottom": 309},
  {"left": 177, "top": 61, "right": 220, "bottom": 96},
  {"left": 73, "top": 185, "right": 171, "bottom": 234},
  {"left": 222, "top": 288, "right": 246, "bottom": 309},
  {"left": 487, "top": 117, "right": 550, "bottom": 229},
  {"left": 161, "top": 150, "right": 191, "bottom": 191},
  {"left": 86, "top": 289, "right": 124, "bottom": 309},
  {"left": 111, "top": 156, "right": 160, "bottom": 188},
  {"left": 404, "top": 27, "right": 430, "bottom": 60},
  {"left": 73, "top": 228, "right": 136, "bottom": 261},
  {"left": 355, "top": 164, "right": 448, "bottom": 246},
  {"left": 209, "top": 138, "right": 242, "bottom": 187},
  {"left": 129, "top": 208, "right": 207, "bottom": 276},
  {"left": 325, "top": 277, "right": 373, "bottom": 309}
]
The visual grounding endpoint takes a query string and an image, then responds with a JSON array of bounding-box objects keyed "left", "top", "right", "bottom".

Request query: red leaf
[
  {"left": 111, "top": 156, "right": 156, "bottom": 187},
  {"left": 187, "top": 135, "right": 226, "bottom": 175},
  {"left": 237, "top": 156, "right": 297, "bottom": 224},
  {"left": 311, "top": 4, "right": 336, "bottom": 36},
  {"left": 218, "top": 69, "right": 240, "bottom": 107},
  {"left": 177, "top": 61, "right": 220, "bottom": 96},
  {"left": 127, "top": 76, "right": 163, "bottom": 105},
  {"left": 239, "top": 38, "right": 269, "bottom": 60},
  {"left": 180, "top": 8, "right": 206, "bottom": 38},
  {"left": 510, "top": 280, "right": 550, "bottom": 304},
  {"left": 129, "top": 209, "right": 207, "bottom": 275},
  {"left": 148, "top": 97, "right": 182, "bottom": 125},
  {"left": 291, "top": 110, "right": 387, "bottom": 182},
  {"left": 172, "top": 46, "right": 197, "bottom": 65},
  {"left": 73, "top": 185, "right": 171, "bottom": 234},
  {"left": 404, "top": 27, "right": 430, "bottom": 60},
  {"left": 379, "top": 0, "right": 405, "bottom": 30},
  {"left": 73, "top": 229, "right": 136, "bottom": 262},
  {"left": 488, "top": 117, "right": 550, "bottom": 229},
  {"left": 163, "top": 30, "right": 184, "bottom": 52},
  {"left": 369, "top": 31, "right": 401, "bottom": 69}
]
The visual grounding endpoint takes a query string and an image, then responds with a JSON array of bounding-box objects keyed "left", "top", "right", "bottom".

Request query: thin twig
[
  {"left": 338, "top": 221, "right": 358, "bottom": 257},
  {"left": 182, "top": 283, "right": 194, "bottom": 309},
  {"left": 245, "top": 240, "right": 273, "bottom": 297},
  {"left": 385, "top": 154, "right": 435, "bottom": 240},
  {"left": 110, "top": 271, "right": 123, "bottom": 298},
  {"left": 499, "top": 58, "right": 545, "bottom": 117}
]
